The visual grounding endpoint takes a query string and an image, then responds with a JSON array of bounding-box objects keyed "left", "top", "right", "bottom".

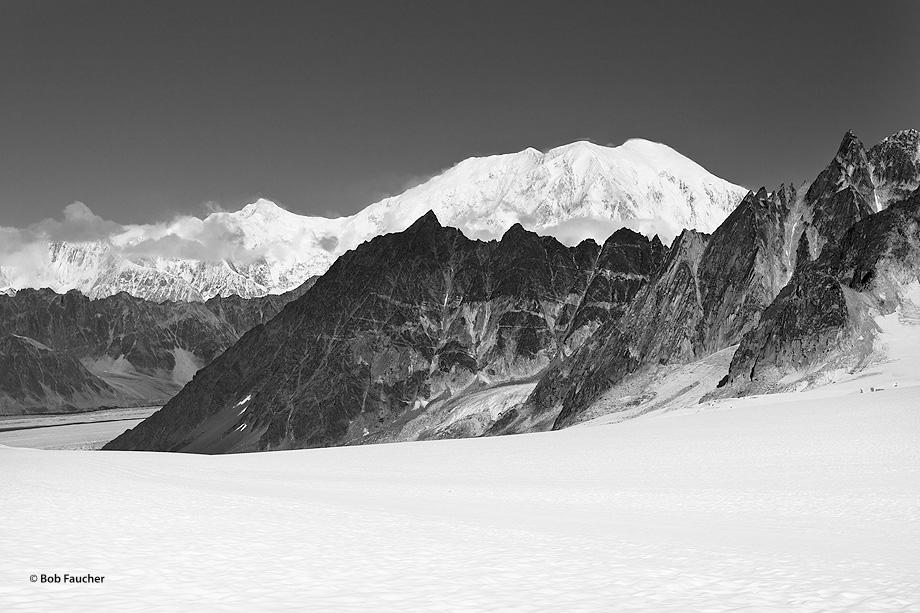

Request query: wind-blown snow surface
[
  {"left": 0, "top": 139, "right": 746, "bottom": 301},
  {"left": 2, "top": 391, "right": 918, "bottom": 612}
]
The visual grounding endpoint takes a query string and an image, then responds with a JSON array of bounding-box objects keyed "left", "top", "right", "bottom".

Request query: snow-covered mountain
[
  {"left": 0, "top": 139, "right": 749, "bottom": 301},
  {"left": 351, "top": 139, "right": 748, "bottom": 244}
]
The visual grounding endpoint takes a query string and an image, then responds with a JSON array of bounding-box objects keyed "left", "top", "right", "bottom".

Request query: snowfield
[{"left": 2, "top": 386, "right": 918, "bottom": 612}]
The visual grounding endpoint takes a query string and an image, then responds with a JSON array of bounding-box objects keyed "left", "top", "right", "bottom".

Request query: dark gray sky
[{"left": 1, "top": 0, "right": 918, "bottom": 227}]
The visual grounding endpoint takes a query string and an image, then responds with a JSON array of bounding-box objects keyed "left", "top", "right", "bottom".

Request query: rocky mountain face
[
  {"left": 717, "top": 190, "right": 920, "bottom": 395},
  {"left": 869, "top": 129, "right": 920, "bottom": 209},
  {"left": 1, "top": 139, "right": 746, "bottom": 302},
  {"left": 799, "top": 131, "right": 878, "bottom": 260},
  {"left": 0, "top": 282, "right": 311, "bottom": 414},
  {"left": 0, "top": 334, "right": 122, "bottom": 414},
  {"left": 104, "top": 212, "right": 665, "bottom": 452},
  {"left": 104, "top": 128, "right": 920, "bottom": 452},
  {"left": 494, "top": 131, "right": 887, "bottom": 431}
]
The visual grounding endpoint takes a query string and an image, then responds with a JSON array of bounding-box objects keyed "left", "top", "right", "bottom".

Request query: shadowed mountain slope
[
  {"left": 0, "top": 334, "right": 121, "bottom": 414},
  {"left": 494, "top": 131, "right": 884, "bottom": 431},
  {"left": 105, "top": 212, "right": 664, "bottom": 452},
  {"left": 0, "top": 282, "right": 312, "bottom": 414},
  {"left": 716, "top": 190, "right": 920, "bottom": 395}
]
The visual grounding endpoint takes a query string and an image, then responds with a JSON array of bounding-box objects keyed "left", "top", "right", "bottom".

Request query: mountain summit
[
  {"left": 357, "top": 139, "right": 747, "bottom": 246},
  {"left": 1, "top": 139, "right": 746, "bottom": 302}
]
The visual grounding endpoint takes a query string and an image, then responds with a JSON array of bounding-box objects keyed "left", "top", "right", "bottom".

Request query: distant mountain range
[
  {"left": 0, "top": 139, "right": 747, "bottom": 302},
  {"left": 0, "top": 282, "right": 312, "bottom": 414},
  {"left": 105, "top": 129, "right": 920, "bottom": 453}
]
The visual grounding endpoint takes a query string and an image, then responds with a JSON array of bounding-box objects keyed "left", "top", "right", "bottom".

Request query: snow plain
[
  {"left": 2, "top": 384, "right": 919, "bottom": 612},
  {"left": 3, "top": 302, "right": 920, "bottom": 611}
]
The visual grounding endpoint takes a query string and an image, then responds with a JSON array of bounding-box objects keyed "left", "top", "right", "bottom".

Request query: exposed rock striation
[
  {"left": 106, "top": 128, "right": 920, "bottom": 449},
  {"left": 718, "top": 190, "right": 920, "bottom": 394},
  {"left": 0, "top": 335, "right": 121, "bottom": 414},
  {"left": 0, "top": 281, "right": 311, "bottom": 414},
  {"left": 105, "top": 212, "right": 665, "bottom": 452},
  {"left": 869, "top": 129, "right": 920, "bottom": 210},
  {"left": 499, "top": 131, "right": 882, "bottom": 431}
]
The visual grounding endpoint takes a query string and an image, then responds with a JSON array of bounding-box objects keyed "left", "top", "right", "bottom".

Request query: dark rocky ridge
[
  {"left": 718, "top": 190, "right": 920, "bottom": 394},
  {"left": 0, "top": 335, "right": 121, "bottom": 413},
  {"left": 496, "top": 131, "right": 883, "bottom": 431},
  {"left": 105, "top": 213, "right": 664, "bottom": 452},
  {"left": 0, "top": 282, "right": 312, "bottom": 414},
  {"left": 801, "top": 131, "right": 877, "bottom": 260}
]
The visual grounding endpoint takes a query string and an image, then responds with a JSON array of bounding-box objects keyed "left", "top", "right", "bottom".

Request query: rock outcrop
[
  {"left": 0, "top": 335, "right": 122, "bottom": 414},
  {"left": 104, "top": 212, "right": 665, "bottom": 452},
  {"left": 718, "top": 190, "right": 920, "bottom": 394},
  {"left": 498, "top": 131, "right": 882, "bottom": 431},
  {"left": 869, "top": 129, "right": 920, "bottom": 210},
  {"left": 0, "top": 281, "right": 311, "bottom": 414},
  {"left": 105, "top": 128, "right": 920, "bottom": 450}
]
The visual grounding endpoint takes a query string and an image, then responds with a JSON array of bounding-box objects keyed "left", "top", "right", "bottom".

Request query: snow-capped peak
[
  {"left": 1, "top": 137, "right": 749, "bottom": 302},
  {"left": 351, "top": 138, "right": 748, "bottom": 246},
  {"left": 237, "top": 198, "right": 292, "bottom": 219}
]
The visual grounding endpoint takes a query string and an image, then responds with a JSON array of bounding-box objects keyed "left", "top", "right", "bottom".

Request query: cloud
[
  {"left": 539, "top": 216, "right": 680, "bottom": 246},
  {"left": 121, "top": 235, "right": 215, "bottom": 261},
  {"left": 367, "top": 166, "right": 457, "bottom": 205},
  {"left": 398, "top": 173, "right": 438, "bottom": 193},
  {"left": 120, "top": 216, "right": 269, "bottom": 264},
  {"left": 0, "top": 227, "right": 50, "bottom": 288},
  {"left": 0, "top": 202, "right": 127, "bottom": 288},
  {"left": 202, "top": 201, "right": 226, "bottom": 215},
  {"left": 0, "top": 201, "right": 283, "bottom": 290},
  {"left": 33, "top": 201, "right": 125, "bottom": 242}
]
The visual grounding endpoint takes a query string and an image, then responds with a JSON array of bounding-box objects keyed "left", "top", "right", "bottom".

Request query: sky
[{"left": 0, "top": 0, "right": 918, "bottom": 228}]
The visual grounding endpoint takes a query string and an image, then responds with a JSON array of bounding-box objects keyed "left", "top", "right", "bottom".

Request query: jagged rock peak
[
  {"left": 869, "top": 129, "right": 920, "bottom": 208},
  {"left": 872, "top": 128, "right": 920, "bottom": 151},
  {"left": 671, "top": 227, "right": 709, "bottom": 250},
  {"left": 405, "top": 210, "right": 442, "bottom": 232},
  {"left": 718, "top": 190, "right": 920, "bottom": 396},
  {"left": 805, "top": 130, "right": 875, "bottom": 211},
  {"left": 575, "top": 237, "right": 600, "bottom": 250},
  {"left": 603, "top": 227, "right": 648, "bottom": 248},
  {"left": 735, "top": 188, "right": 768, "bottom": 209},
  {"left": 659, "top": 228, "right": 708, "bottom": 271},
  {"left": 776, "top": 183, "right": 798, "bottom": 202},
  {"left": 500, "top": 222, "right": 540, "bottom": 242},
  {"left": 836, "top": 130, "right": 867, "bottom": 161}
]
